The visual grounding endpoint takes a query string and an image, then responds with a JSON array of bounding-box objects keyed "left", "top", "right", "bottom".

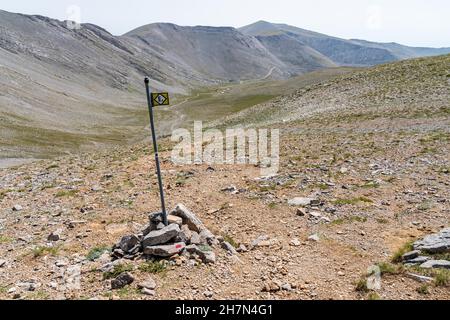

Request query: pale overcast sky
[{"left": 0, "top": 0, "right": 449, "bottom": 47}]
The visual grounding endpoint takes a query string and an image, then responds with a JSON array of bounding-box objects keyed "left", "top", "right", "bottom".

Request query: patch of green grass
[
  {"left": 392, "top": 241, "right": 414, "bottom": 263},
  {"left": 0, "top": 189, "right": 14, "bottom": 200},
  {"left": 258, "top": 183, "right": 277, "bottom": 192},
  {"left": 103, "top": 264, "right": 133, "bottom": 280},
  {"left": 332, "top": 197, "right": 373, "bottom": 206},
  {"left": 416, "top": 284, "right": 430, "bottom": 295},
  {"left": 377, "top": 262, "right": 402, "bottom": 275},
  {"left": 330, "top": 216, "right": 368, "bottom": 225},
  {"left": 41, "top": 184, "right": 55, "bottom": 191},
  {"left": 312, "top": 183, "right": 330, "bottom": 190},
  {"left": 138, "top": 261, "right": 167, "bottom": 275},
  {"left": 32, "top": 245, "right": 61, "bottom": 258},
  {"left": 29, "top": 290, "right": 50, "bottom": 300},
  {"left": 222, "top": 234, "right": 239, "bottom": 248},
  {"left": 87, "top": 246, "right": 111, "bottom": 261},
  {"left": 376, "top": 218, "right": 389, "bottom": 224},
  {"left": 176, "top": 175, "right": 188, "bottom": 187},
  {"left": 268, "top": 202, "right": 278, "bottom": 209},
  {"left": 361, "top": 181, "right": 380, "bottom": 189},
  {"left": 367, "top": 292, "right": 381, "bottom": 300},
  {"left": 115, "top": 286, "right": 139, "bottom": 297},
  {"left": 198, "top": 245, "right": 213, "bottom": 252},
  {"left": 417, "top": 201, "right": 433, "bottom": 211},
  {"left": 55, "top": 190, "right": 78, "bottom": 198},
  {"left": 355, "top": 277, "right": 369, "bottom": 292},
  {"left": 0, "top": 235, "right": 13, "bottom": 244},
  {"left": 434, "top": 270, "right": 449, "bottom": 287}
]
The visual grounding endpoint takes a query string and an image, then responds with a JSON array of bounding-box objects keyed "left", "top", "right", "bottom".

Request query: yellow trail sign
[{"left": 151, "top": 93, "right": 170, "bottom": 106}]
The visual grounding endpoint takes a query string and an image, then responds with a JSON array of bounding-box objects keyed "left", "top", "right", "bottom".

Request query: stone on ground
[
  {"left": 420, "top": 260, "right": 450, "bottom": 269},
  {"left": 221, "top": 241, "right": 238, "bottom": 255},
  {"left": 143, "top": 242, "right": 186, "bottom": 258},
  {"left": 168, "top": 215, "right": 183, "bottom": 226},
  {"left": 171, "top": 204, "right": 205, "bottom": 233},
  {"left": 142, "top": 224, "right": 180, "bottom": 247},
  {"left": 12, "top": 204, "right": 23, "bottom": 211},
  {"left": 186, "top": 245, "right": 216, "bottom": 264},
  {"left": 288, "top": 197, "right": 317, "bottom": 206},
  {"left": 402, "top": 250, "right": 421, "bottom": 261},
  {"left": 138, "top": 278, "right": 157, "bottom": 290},
  {"left": 413, "top": 228, "right": 450, "bottom": 254},
  {"left": 111, "top": 272, "right": 134, "bottom": 290},
  {"left": 118, "top": 235, "right": 141, "bottom": 254}
]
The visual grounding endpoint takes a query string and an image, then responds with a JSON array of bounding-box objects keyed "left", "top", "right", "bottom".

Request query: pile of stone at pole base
[{"left": 111, "top": 204, "right": 219, "bottom": 264}]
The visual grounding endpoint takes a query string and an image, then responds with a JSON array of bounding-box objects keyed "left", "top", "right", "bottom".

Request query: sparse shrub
[
  {"left": 87, "top": 246, "right": 111, "bottom": 261},
  {"left": 55, "top": 190, "right": 78, "bottom": 198},
  {"left": 355, "top": 277, "right": 369, "bottom": 292},
  {"left": 32, "top": 245, "right": 61, "bottom": 258},
  {"left": 434, "top": 270, "right": 449, "bottom": 287},
  {"left": 223, "top": 234, "right": 238, "bottom": 248},
  {"left": 416, "top": 285, "right": 429, "bottom": 295},
  {"left": 0, "top": 235, "right": 13, "bottom": 244},
  {"left": 268, "top": 202, "right": 278, "bottom": 209},
  {"left": 391, "top": 242, "right": 414, "bottom": 263},
  {"left": 332, "top": 197, "right": 373, "bottom": 206},
  {"left": 367, "top": 292, "right": 381, "bottom": 300},
  {"left": 138, "top": 261, "right": 167, "bottom": 274},
  {"left": 377, "top": 262, "right": 402, "bottom": 275},
  {"left": 103, "top": 263, "right": 133, "bottom": 280},
  {"left": 330, "top": 216, "right": 367, "bottom": 225}
]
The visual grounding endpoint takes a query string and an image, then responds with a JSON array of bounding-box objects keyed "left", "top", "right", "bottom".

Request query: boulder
[
  {"left": 186, "top": 245, "right": 216, "bottom": 264},
  {"left": 250, "top": 235, "right": 269, "bottom": 250},
  {"left": 168, "top": 215, "right": 183, "bottom": 226},
  {"left": 12, "top": 205, "right": 23, "bottom": 212},
  {"left": 111, "top": 272, "right": 134, "bottom": 290},
  {"left": 143, "top": 242, "right": 186, "bottom": 258},
  {"left": 180, "top": 225, "right": 193, "bottom": 243},
  {"left": 142, "top": 224, "right": 180, "bottom": 247},
  {"left": 141, "top": 288, "right": 156, "bottom": 296},
  {"left": 118, "top": 235, "right": 141, "bottom": 254},
  {"left": 138, "top": 278, "right": 157, "bottom": 290},
  {"left": 190, "top": 232, "right": 201, "bottom": 245},
  {"left": 288, "top": 197, "right": 315, "bottom": 207},
  {"left": 200, "top": 229, "right": 217, "bottom": 246},
  {"left": 402, "top": 250, "right": 421, "bottom": 261},
  {"left": 221, "top": 242, "right": 238, "bottom": 255},
  {"left": 404, "top": 256, "right": 430, "bottom": 265},
  {"left": 47, "top": 231, "right": 62, "bottom": 242},
  {"left": 413, "top": 228, "right": 450, "bottom": 254},
  {"left": 170, "top": 204, "right": 205, "bottom": 233},
  {"left": 420, "top": 260, "right": 450, "bottom": 269},
  {"left": 308, "top": 234, "right": 320, "bottom": 242}
]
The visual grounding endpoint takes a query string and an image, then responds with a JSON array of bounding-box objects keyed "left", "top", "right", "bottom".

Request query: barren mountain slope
[
  {"left": 213, "top": 54, "right": 450, "bottom": 128},
  {"left": 240, "top": 21, "right": 450, "bottom": 66},
  {"left": 0, "top": 55, "right": 448, "bottom": 301}
]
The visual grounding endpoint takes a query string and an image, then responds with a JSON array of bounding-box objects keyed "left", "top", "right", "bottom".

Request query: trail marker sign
[
  {"left": 144, "top": 78, "right": 170, "bottom": 226},
  {"left": 152, "top": 93, "right": 170, "bottom": 106}
]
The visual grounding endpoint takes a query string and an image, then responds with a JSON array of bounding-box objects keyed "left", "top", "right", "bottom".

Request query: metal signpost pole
[{"left": 144, "top": 77, "right": 168, "bottom": 226}]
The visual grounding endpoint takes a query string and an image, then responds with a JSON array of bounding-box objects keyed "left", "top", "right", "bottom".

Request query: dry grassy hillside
[{"left": 0, "top": 55, "right": 448, "bottom": 300}]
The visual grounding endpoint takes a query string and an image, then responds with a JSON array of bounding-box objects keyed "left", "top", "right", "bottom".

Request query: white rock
[
  {"left": 138, "top": 278, "right": 157, "bottom": 290},
  {"left": 12, "top": 205, "right": 23, "bottom": 211},
  {"left": 288, "top": 197, "right": 315, "bottom": 206}
]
